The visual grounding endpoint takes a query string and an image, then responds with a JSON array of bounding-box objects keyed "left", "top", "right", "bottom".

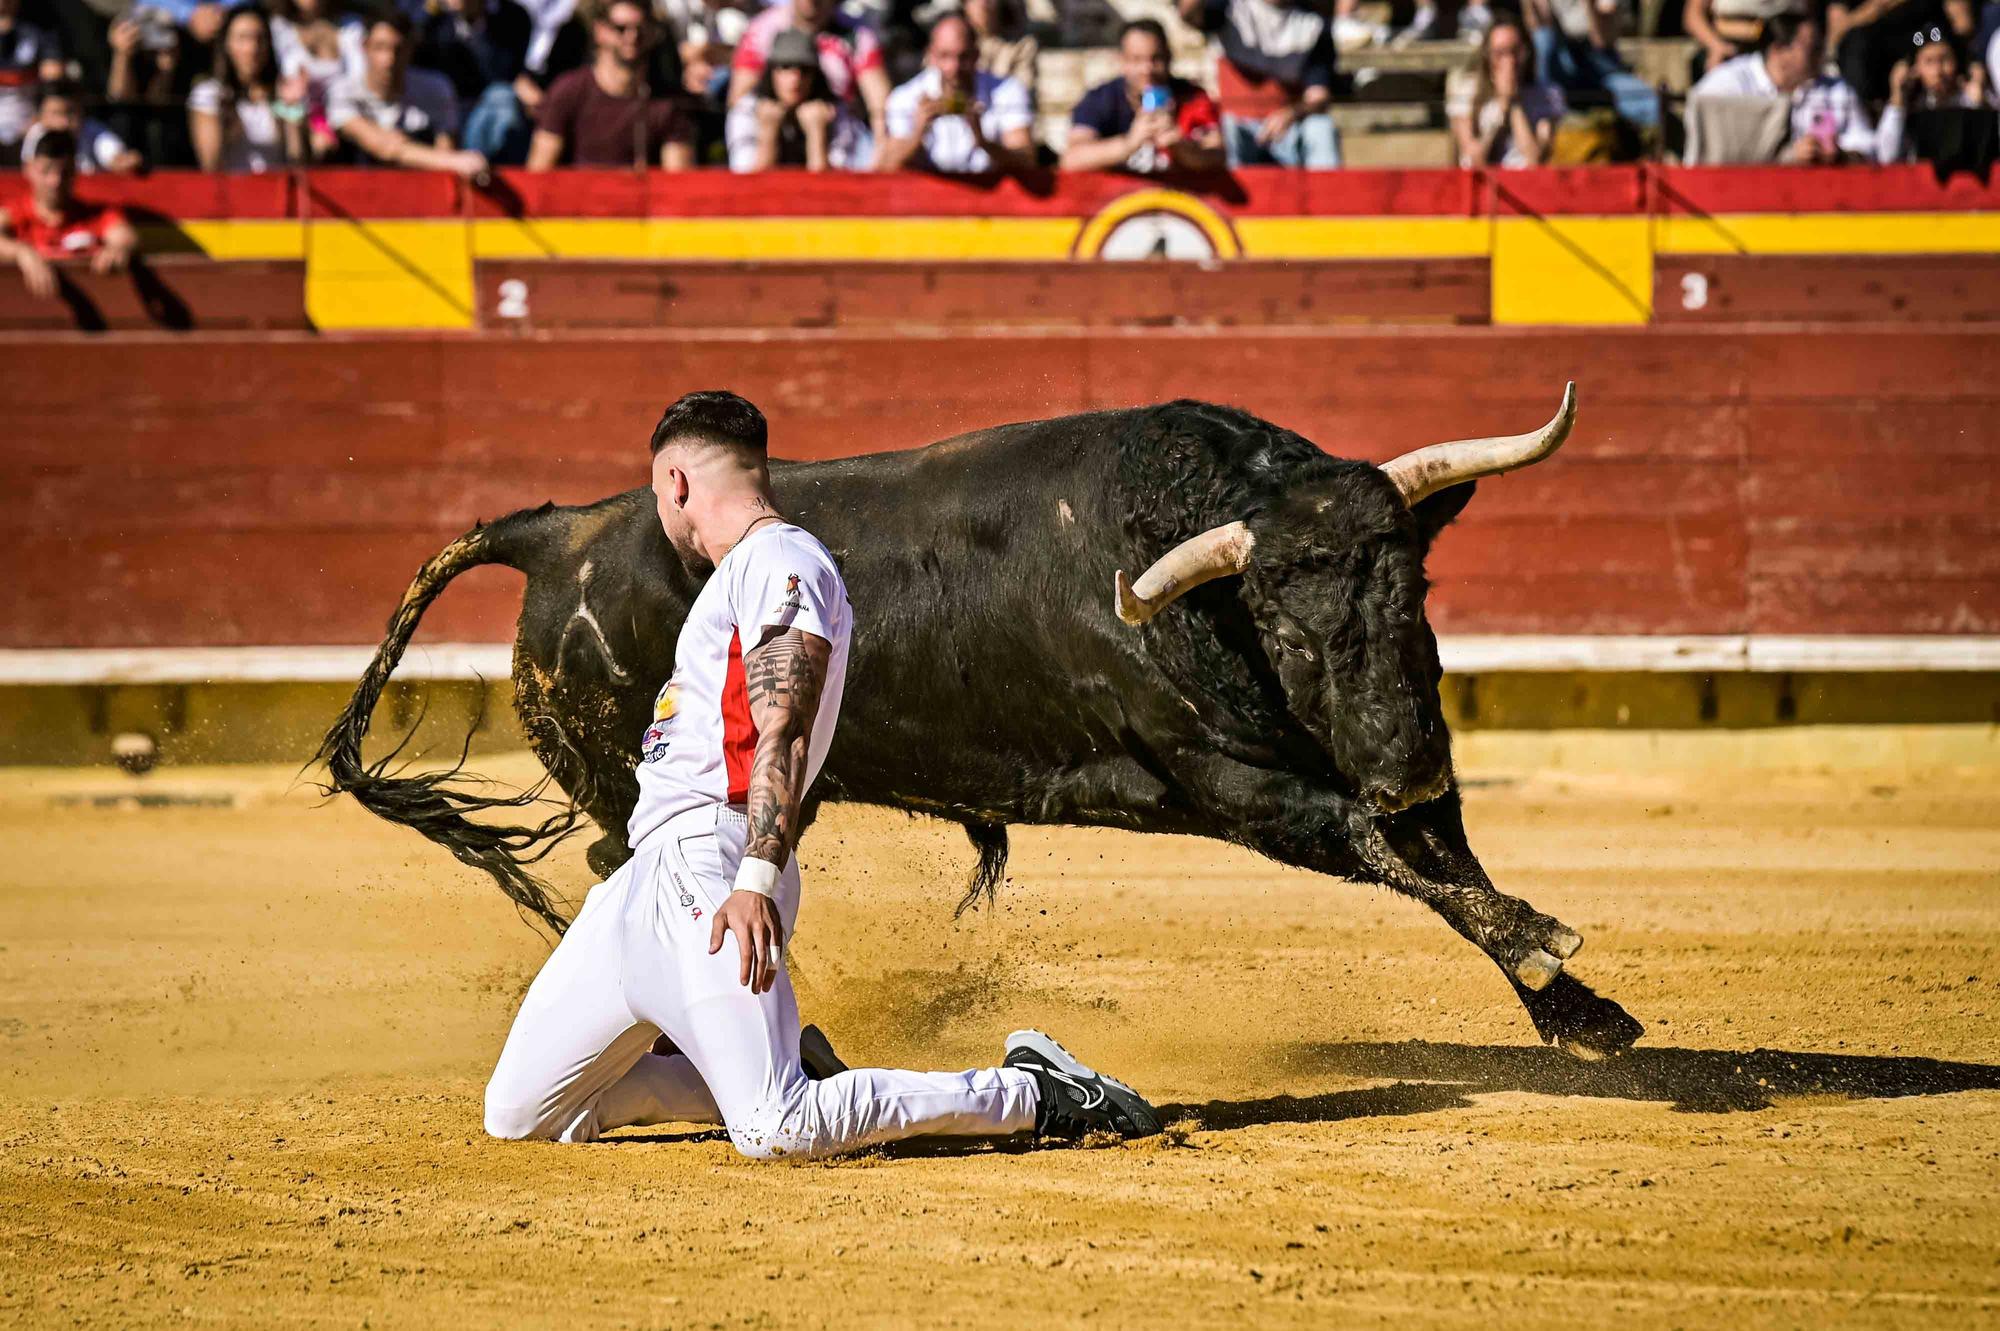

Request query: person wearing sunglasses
[{"left": 528, "top": 0, "right": 694, "bottom": 167}]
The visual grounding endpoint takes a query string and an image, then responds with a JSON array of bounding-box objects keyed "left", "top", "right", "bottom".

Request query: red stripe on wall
[{"left": 722, "top": 628, "right": 757, "bottom": 804}]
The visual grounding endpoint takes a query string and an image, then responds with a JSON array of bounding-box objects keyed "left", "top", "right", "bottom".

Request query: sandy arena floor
[{"left": 1, "top": 750, "right": 1997, "bottom": 1328}]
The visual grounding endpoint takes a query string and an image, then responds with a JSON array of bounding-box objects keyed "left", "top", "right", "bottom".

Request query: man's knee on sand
[{"left": 723, "top": 1092, "right": 818, "bottom": 1161}]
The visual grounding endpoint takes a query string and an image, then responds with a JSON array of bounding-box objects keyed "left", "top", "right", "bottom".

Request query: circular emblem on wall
[{"left": 1072, "top": 189, "right": 1243, "bottom": 262}]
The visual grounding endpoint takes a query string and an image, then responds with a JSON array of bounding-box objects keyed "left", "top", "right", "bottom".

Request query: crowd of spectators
[{"left": 0, "top": 0, "right": 1995, "bottom": 192}]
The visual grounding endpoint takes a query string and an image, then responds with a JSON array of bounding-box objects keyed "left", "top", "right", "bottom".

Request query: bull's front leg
[{"left": 1180, "top": 755, "right": 1644, "bottom": 1059}]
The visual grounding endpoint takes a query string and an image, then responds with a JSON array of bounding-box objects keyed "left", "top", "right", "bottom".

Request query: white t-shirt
[
  {"left": 20, "top": 116, "right": 129, "bottom": 172},
  {"left": 271, "top": 14, "right": 367, "bottom": 109},
  {"left": 627, "top": 523, "right": 852, "bottom": 849},
  {"left": 187, "top": 78, "right": 289, "bottom": 173},
  {"left": 884, "top": 66, "right": 1032, "bottom": 173},
  {"left": 327, "top": 67, "right": 462, "bottom": 145}
]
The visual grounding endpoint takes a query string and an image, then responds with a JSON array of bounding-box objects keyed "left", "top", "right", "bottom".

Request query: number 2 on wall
[{"left": 496, "top": 279, "right": 529, "bottom": 320}]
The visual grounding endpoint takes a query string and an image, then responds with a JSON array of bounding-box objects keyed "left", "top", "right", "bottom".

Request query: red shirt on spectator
[
  {"left": 1, "top": 196, "right": 128, "bottom": 258},
  {"left": 731, "top": 7, "right": 882, "bottom": 108}
]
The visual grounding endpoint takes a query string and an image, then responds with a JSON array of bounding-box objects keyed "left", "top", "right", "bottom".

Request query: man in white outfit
[{"left": 483, "top": 390, "right": 1162, "bottom": 1158}]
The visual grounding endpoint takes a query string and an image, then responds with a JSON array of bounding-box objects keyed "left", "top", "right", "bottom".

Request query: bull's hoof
[
  {"left": 1545, "top": 925, "right": 1583, "bottom": 961},
  {"left": 1513, "top": 948, "right": 1566, "bottom": 992},
  {"left": 585, "top": 833, "right": 633, "bottom": 880},
  {"left": 1519, "top": 973, "right": 1645, "bottom": 1060}
]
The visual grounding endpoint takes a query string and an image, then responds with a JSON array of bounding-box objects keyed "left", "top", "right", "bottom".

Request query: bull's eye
[{"left": 1272, "top": 626, "right": 1317, "bottom": 663}]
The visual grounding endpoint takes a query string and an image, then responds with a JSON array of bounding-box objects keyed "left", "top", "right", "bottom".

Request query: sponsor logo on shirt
[{"left": 641, "top": 679, "right": 680, "bottom": 763}]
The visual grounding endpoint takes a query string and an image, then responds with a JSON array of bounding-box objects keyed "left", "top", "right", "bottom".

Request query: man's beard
[{"left": 666, "top": 525, "right": 713, "bottom": 576}]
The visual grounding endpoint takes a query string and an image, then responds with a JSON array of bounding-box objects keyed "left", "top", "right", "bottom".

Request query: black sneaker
[
  {"left": 800, "top": 1024, "right": 848, "bottom": 1081},
  {"left": 1004, "top": 1029, "right": 1161, "bottom": 1140}
]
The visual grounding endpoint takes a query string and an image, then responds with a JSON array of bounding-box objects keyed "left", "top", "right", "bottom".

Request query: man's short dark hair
[
  {"left": 1119, "top": 17, "right": 1170, "bottom": 51},
  {"left": 369, "top": 10, "right": 413, "bottom": 39},
  {"left": 36, "top": 78, "right": 84, "bottom": 109},
  {"left": 1759, "top": 10, "right": 1811, "bottom": 51},
  {"left": 650, "top": 390, "right": 769, "bottom": 457},
  {"left": 27, "top": 128, "right": 77, "bottom": 162}
]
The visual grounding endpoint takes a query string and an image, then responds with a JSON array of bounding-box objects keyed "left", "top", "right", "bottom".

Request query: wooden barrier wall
[
  {"left": 35, "top": 165, "right": 2000, "bottom": 329},
  {"left": 5, "top": 324, "right": 1995, "bottom": 650}
]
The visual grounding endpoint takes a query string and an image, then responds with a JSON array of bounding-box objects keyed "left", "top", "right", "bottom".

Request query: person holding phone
[
  {"left": 1063, "top": 17, "right": 1224, "bottom": 172},
  {"left": 877, "top": 13, "right": 1034, "bottom": 174},
  {"left": 1691, "top": 11, "right": 1875, "bottom": 163}
]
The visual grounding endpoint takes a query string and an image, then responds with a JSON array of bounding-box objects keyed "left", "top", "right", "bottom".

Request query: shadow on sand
[
  {"left": 1177, "top": 1041, "right": 2000, "bottom": 1128},
  {"left": 606, "top": 1042, "right": 2000, "bottom": 1156}
]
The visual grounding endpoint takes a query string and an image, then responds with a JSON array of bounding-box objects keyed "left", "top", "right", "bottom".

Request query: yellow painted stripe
[
  {"left": 1491, "top": 216, "right": 1651, "bottom": 326},
  {"left": 1656, "top": 211, "right": 2000, "bottom": 255},
  {"left": 1234, "top": 216, "right": 1490, "bottom": 259},
  {"left": 138, "top": 219, "right": 306, "bottom": 259},
  {"left": 305, "top": 220, "right": 474, "bottom": 330},
  {"left": 470, "top": 216, "right": 1082, "bottom": 261}
]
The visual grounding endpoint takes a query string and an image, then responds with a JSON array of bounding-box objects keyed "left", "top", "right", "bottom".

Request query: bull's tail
[{"left": 314, "top": 508, "right": 579, "bottom": 934}]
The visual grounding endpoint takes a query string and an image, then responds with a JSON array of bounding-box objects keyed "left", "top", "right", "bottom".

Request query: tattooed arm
[
  {"left": 707, "top": 624, "right": 831, "bottom": 993},
  {"left": 742, "top": 626, "right": 831, "bottom": 867}
]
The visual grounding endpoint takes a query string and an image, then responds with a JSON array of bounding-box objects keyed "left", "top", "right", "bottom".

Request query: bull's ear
[{"left": 1409, "top": 480, "right": 1477, "bottom": 555}]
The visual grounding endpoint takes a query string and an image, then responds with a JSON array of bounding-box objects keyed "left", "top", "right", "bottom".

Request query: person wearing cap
[
  {"left": 878, "top": 13, "right": 1034, "bottom": 174},
  {"left": 725, "top": 26, "right": 869, "bottom": 170},
  {"left": 728, "top": 0, "right": 888, "bottom": 139},
  {"left": 0, "top": 129, "right": 139, "bottom": 301}
]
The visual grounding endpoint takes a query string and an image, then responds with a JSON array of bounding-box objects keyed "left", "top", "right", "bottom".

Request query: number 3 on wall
[
  {"left": 1680, "top": 271, "right": 1709, "bottom": 312},
  {"left": 496, "top": 279, "right": 529, "bottom": 321}
]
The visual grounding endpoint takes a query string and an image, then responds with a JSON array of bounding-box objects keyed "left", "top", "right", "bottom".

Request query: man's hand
[
  {"left": 91, "top": 245, "right": 131, "bottom": 276},
  {"left": 709, "top": 887, "right": 785, "bottom": 993},
  {"left": 15, "top": 249, "right": 56, "bottom": 300},
  {"left": 513, "top": 73, "right": 544, "bottom": 113},
  {"left": 1787, "top": 133, "right": 1832, "bottom": 163},
  {"left": 1128, "top": 106, "right": 1172, "bottom": 150},
  {"left": 1257, "top": 103, "right": 1296, "bottom": 146},
  {"left": 1886, "top": 57, "right": 1912, "bottom": 107}
]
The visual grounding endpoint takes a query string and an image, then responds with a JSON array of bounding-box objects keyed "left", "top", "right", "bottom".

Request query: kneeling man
[{"left": 484, "top": 390, "right": 1160, "bottom": 1157}]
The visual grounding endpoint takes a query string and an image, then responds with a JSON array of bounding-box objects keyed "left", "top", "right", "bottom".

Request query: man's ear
[{"left": 1409, "top": 480, "right": 1476, "bottom": 555}]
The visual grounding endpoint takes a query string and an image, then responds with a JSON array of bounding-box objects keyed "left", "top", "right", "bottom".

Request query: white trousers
[{"left": 483, "top": 804, "right": 1039, "bottom": 1159}]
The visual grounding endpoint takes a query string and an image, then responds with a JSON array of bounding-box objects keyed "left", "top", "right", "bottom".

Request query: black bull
[{"left": 321, "top": 397, "right": 1645, "bottom": 1060}]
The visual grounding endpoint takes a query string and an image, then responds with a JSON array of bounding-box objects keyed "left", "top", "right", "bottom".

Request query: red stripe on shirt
[{"left": 721, "top": 627, "right": 758, "bottom": 804}]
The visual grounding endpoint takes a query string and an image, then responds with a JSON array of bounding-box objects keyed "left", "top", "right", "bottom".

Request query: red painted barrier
[
  {"left": 4, "top": 325, "right": 1994, "bottom": 649},
  {"left": 51, "top": 164, "right": 2000, "bottom": 222}
]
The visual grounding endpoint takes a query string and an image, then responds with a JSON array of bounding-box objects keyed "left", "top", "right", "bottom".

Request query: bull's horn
[
  {"left": 1114, "top": 521, "right": 1255, "bottom": 627},
  {"left": 1379, "top": 381, "right": 1577, "bottom": 506}
]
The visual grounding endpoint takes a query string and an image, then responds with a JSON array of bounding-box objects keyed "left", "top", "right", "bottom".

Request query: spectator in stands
[
  {"left": 528, "top": 0, "right": 694, "bottom": 167},
  {"left": 1829, "top": 0, "right": 1976, "bottom": 102},
  {"left": 0, "top": 130, "right": 138, "bottom": 300},
  {"left": 269, "top": 0, "right": 368, "bottom": 160},
  {"left": 878, "top": 12, "right": 1034, "bottom": 172},
  {"left": 330, "top": 11, "right": 488, "bottom": 174},
  {"left": 1174, "top": 0, "right": 1342, "bottom": 168},
  {"left": 1683, "top": 0, "right": 1789, "bottom": 78},
  {"left": 25, "top": 79, "right": 144, "bottom": 173},
  {"left": 1, "top": 0, "right": 65, "bottom": 165},
  {"left": 1447, "top": 17, "right": 1564, "bottom": 166},
  {"left": 1521, "top": 0, "right": 1659, "bottom": 132},
  {"left": 1062, "top": 18, "right": 1224, "bottom": 172},
  {"left": 726, "top": 26, "right": 868, "bottom": 168},
  {"left": 1691, "top": 11, "right": 1876, "bottom": 161},
  {"left": 415, "top": 0, "right": 536, "bottom": 162},
  {"left": 1877, "top": 23, "right": 1994, "bottom": 159},
  {"left": 730, "top": 0, "right": 890, "bottom": 139},
  {"left": 963, "top": 0, "right": 1037, "bottom": 104},
  {"left": 188, "top": 6, "right": 300, "bottom": 171}
]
